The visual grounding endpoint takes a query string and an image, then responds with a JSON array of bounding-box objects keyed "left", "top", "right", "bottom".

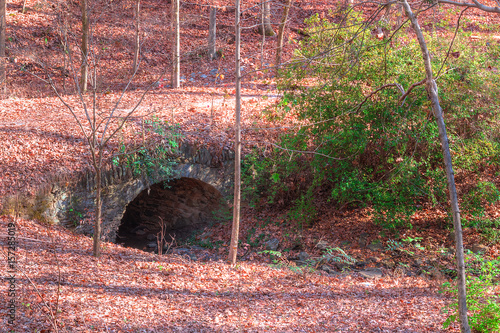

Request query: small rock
[
  {"left": 367, "top": 242, "right": 384, "bottom": 252},
  {"left": 368, "top": 257, "right": 380, "bottom": 263},
  {"left": 471, "top": 244, "right": 488, "bottom": 254},
  {"left": 131, "top": 225, "right": 147, "bottom": 235},
  {"left": 359, "top": 268, "right": 383, "bottom": 279},
  {"left": 298, "top": 251, "right": 309, "bottom": 261},
  {"left": 147, "top": 242, "right": 157, "bottom": 248},
  {"left": 265, "top": 238, "right": 280, "bottom": 251},
  {"left": 334, "top": 262, "right": 353, "bottom": 271},
  {"left": 356, "top": 261, "right": 367, "bottom": 268},
  {"left": 295, "top": 260, "right": 308, "bottom": 267},
  {"left": 173, "top": 248, "right": 191, "bottom": 255},
  {"left": 382, "top": 260, "right": 396, "bottom": 269},
  {"left": 320, "top": 265, "right": 338, "bottom": 275},
  {"left": 316, "top": 240, "right": 329, "bottom": 251},
  {"left": 358, "top": 232, "right": 369, "bottom": 248}
]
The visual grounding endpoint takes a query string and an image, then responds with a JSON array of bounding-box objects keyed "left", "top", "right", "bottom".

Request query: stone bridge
[{"left": 6, "top": 142, "right": 235, "bottom": 244}]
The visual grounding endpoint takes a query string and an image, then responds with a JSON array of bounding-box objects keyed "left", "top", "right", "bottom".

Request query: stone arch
[
  {"left": 5, "top": 142, "right": 235, "bottom": 243},
  {"left": 100, "top": 161, "right": 234, "bottom": 242}
]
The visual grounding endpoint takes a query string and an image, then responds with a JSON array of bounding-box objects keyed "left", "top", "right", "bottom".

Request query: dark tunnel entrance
[{"left": 117, "top": 177, "right": 226, "bottom": 252}]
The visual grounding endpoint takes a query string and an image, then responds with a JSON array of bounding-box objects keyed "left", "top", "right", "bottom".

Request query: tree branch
[
  {"left": 398, "top": 78, "right": 425, "bottom": 105},
  {"left": 439, "top": 0, "right": 500, "bottom": 13}
]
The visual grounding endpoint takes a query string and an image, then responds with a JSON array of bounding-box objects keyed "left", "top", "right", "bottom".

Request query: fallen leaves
[{"left": 0, "top": 216, "right": 461, "bottom": 332}]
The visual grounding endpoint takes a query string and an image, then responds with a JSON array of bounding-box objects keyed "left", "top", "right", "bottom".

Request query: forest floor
[
  {"left": 1, "top": 0, "right": 500, "bottom": 331},
  {"left": 0, "top": 215, "right": 456, "bottom": 332}
]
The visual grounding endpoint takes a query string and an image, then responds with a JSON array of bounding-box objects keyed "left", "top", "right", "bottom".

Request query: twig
[
  {"left": 354, "top": 83, "right": 404, "bottom": 113},
  {"left": 436, "top": 7, "right": 470, "bottom": 78},
  {"left": 164, "top": 234, "right": 177, "bottom": 255},
  {"left": 157, "top": 216, "right": 166, "bottom": 255},
  {"left": 398, "top": 78, "right": 425, "bottom": 105}
]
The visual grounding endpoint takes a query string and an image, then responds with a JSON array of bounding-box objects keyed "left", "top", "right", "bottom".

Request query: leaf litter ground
[{"left": 0, "top": 216, "right": 454, "bottom": 332}]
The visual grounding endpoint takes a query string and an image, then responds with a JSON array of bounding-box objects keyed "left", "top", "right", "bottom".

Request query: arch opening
[{"left": 117, "top": 177, "right": 226, "bottom": 252}]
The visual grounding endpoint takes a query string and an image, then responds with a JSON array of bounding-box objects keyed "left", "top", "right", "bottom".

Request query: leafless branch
[
  {"left": 399, "top": 78, "right": 426, "bottom": 104},
  {"left": 266, "top": 141, "right": 350, "bottom": 160},
  {"left": 355, "top": 83, "right": 405, "bottom": 113},
  {"left": 436, "top": 6, "right": 470, "bottom": 78},
  {"left": 439, "top": 0, "right": 500, "bottom": 13}
]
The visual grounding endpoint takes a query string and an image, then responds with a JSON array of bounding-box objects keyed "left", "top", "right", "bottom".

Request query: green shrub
[
  {"left": 245, "top": 8, "right": 500, "bottom": 230},
  {"left": 477, "top": 218, "right": 500, "bottom": 243},
  {"left": 272, "top": 11, "right": 444, "bottom": 229},
  {"left": 442, "top": 253, "right": 500, "bottom": 332},
  {"left": 463, "top": 181, "right": 500, "bottom": 219},
  {"left": 113, "top": 117, "right": 181, "bottom": 180}
]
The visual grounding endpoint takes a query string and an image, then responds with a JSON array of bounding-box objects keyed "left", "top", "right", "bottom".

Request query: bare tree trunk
[
  {"left": 93, "top": 164, "right": 102, "bottom": 257},
  {"left": 401, "top": 1, "right": 470, "bottom": 332},
  {"left": 60, "top": 10, "right": 69, "bottom": 94},
  {"left": 228, "top": 0, "right": 241, "bottom": 265},
  {"left": 171, "top": 0, "right": 180, "bottom": 88},
  {"left": 258, "top": 0, "right": 275, "bottom": 36},
  {"left": 275, "top": 0, "right": 292, "bottom": 73},
  {"left": 208, "top": 6, "right": 217, "bottom": 61},
  {"left": 22, "top": 0, "right": 28, "bottom": 13},
  {"left": 0, "top": 0, "right": 6, "bottom": 96},
  {"left": 132, "top": 0, "right": 141, "bottom": 73},
  {"left": 343, "top": 0, "right": 354, "bottom": 9},
  {"left": 80, "top": 0, "right": 89, "bottom": 93},
  {"left": 42, "top": 0, "right": 170, "bottom": 259}
]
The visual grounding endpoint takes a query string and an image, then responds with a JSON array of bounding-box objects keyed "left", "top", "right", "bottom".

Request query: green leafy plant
[
  {"left": 68, "top": 208, "right": 83, "bottom": 227},
  {"left": 113, "top": 117, "right": 181, "bottom": 180},
  {"left": 271, "top": 11, "right": 443, "bottom": 230},
  {"left": 402, "top": 236, "right": 425, "bottom": 251},
  {"left": 441, "top": 253, "right": 500, "bottom": 332},
  {"left": 259, "top": 250, "right": 287, "bottom": 267},
  {"left": 385, "top": 238, "right": 419, "bottom": 256},
  {"left": 386, "top": 239, "right": 404, "bottom": 252},
  {"left": 322, "top": 247, "right": 357, "bottom": 265},
  {"left": 259, "top": 250, "right": 319, "bottom": 275},
  {"left": 462, "top": 181, "right": 500, "bottom": 223},
  {"left": 240, "top": 8, "right": 500, "bottom": 232},
  {"left": 476, "top": 218, "right": 500, "bottom": 243}
]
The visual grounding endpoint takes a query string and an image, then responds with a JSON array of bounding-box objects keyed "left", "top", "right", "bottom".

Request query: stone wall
[{"left": 2, "top": 141, "right": 235, "bottom": 242}]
